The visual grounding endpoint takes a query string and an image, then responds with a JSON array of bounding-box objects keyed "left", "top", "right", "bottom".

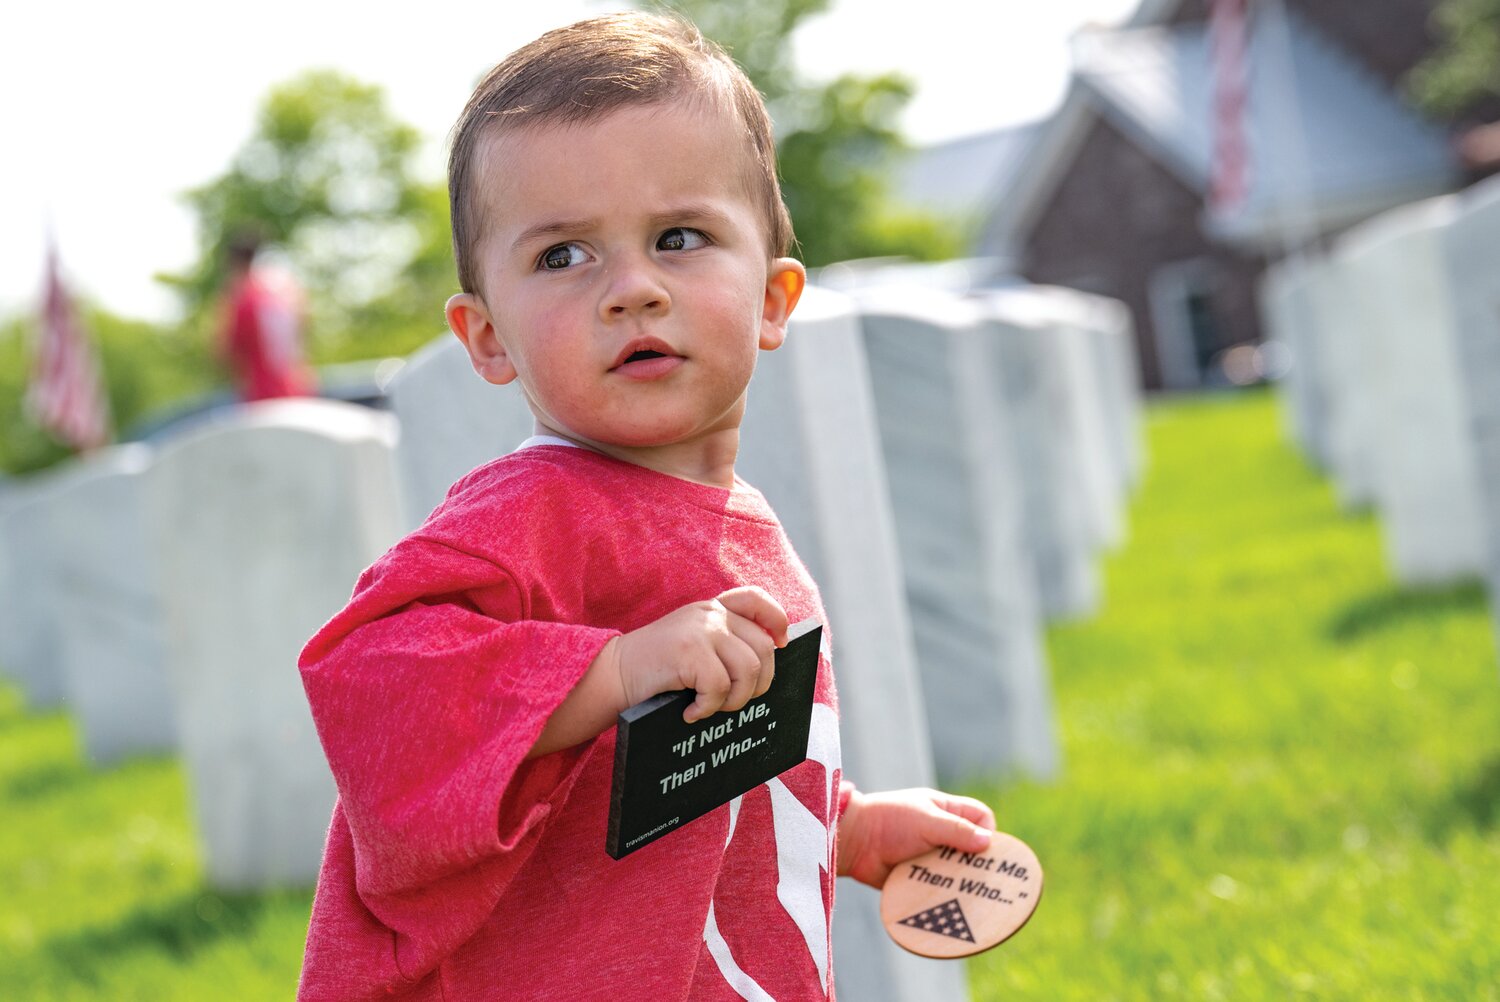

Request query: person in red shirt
[
  {"left": 219, "top": 232, "right": 314, "bottom": 401},
  {"left": 297, "top": 12, "right": 996, "bottom": 1000}
]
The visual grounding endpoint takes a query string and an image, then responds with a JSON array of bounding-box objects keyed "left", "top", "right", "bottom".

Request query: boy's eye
[
  {"left": 657, "top": 227, "right": 708, "bottom": 252},
  {"left": 539, "top": 243, "right": 589, "bottom": 271}
]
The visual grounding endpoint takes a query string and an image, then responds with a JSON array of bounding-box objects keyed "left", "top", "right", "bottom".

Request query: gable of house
[{"left": 971, "top": 0, "right": 1461, "bottom": 390}]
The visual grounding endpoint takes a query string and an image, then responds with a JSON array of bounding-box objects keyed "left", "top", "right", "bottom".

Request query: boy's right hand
[{"left": 613, "top": 586, "right": 790, "bottom": 723}]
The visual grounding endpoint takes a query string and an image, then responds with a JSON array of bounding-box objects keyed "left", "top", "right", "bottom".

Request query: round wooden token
[{"left": 880, "top": 832, "right": 1043, "bottom": 959}]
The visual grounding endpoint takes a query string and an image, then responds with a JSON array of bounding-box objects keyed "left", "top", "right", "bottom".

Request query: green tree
[
  {"left": 1408, "top": 0, "right": 1500, "bottom": 119},
  {"left": 653, "top": 1, "right": 957, "bottom": 266},
  {"left": 3, "top": 71, "right": 459, "bottom": 475},
  {"left": 336, "top": 180, "right": 457, "bottom": 361},
  {"left": 165, "top": 70, "right": 452, "bottom": 359}
]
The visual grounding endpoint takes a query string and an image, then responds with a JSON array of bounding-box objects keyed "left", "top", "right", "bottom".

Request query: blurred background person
[{"left": 219, "top": 230, "right": 315, "bottom": 402}]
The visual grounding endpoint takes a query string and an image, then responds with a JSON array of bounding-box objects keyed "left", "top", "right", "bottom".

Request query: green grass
[
  {"left": 3, "top": 388, "right": 1497, "bottom": 998},
  {"left": 965, "top": 389, "right": 1500, "bottom": 1001},
  {"left": 0, "top": 694, "right": 312, "bottom": 999}
]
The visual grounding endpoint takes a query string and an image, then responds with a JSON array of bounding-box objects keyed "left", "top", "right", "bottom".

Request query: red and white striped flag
[
  {"left": 1208, "top": 0, "right": 1252, "bottom": 213},
  {"left": 27, "top": 245, "right": 111, "bottom": 451}
]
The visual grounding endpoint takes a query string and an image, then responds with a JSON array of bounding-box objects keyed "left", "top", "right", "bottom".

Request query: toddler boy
[{"left": 298, "top": 12, "right": 995, "bottom": 1001}]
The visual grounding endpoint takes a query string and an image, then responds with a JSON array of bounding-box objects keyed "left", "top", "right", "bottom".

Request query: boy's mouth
[{"left": 611, "top": 337, "right": 679, "bottom": 371}]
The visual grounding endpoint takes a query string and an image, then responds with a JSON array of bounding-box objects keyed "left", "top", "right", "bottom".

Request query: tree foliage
[
  {"left": 2, "top": 14, "right": 959, "bottom": 474},
  {"left": 5, "top": 70, "right": 464, "bottom": 473},
  {"left": 653, "top": 0, "right": 954, "bottom": 266},
  {"left": 1408, "top": 0, "right": 1500, "bottom": 119},
  {"left": 164, "top": 70, "right": 451, "bottom": 355}
]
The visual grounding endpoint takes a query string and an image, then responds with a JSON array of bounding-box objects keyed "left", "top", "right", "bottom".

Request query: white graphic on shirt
[
  {"left": 725, "top": 794, "right": 742, "bottom": 846},
  {"left": 703, "top": 702, "right": 842, "bottom": 999},
  {"left": 703, "top": 901, "right": 776, "bottom": 1002},
  {"left": 768, "top": 778, "right": 830, "bottom": 991},
  {"left": 804, "top": 702, "right": 842, "bottom": 818}
]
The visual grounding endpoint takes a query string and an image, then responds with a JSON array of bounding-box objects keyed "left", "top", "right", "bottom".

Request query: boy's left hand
[{"left": 837, "top": 788, "right": 997, "bottom": 889}]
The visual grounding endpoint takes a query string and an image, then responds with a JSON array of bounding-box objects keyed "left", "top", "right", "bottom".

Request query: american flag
[
  {"left": 1208, "top": 0, "right": 1252, "bottom": 213},
  {"left": 27, "top": 245, "right": 111, "bottom": 451}
]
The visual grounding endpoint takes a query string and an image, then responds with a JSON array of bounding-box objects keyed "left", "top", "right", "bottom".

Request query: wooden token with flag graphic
[{"left": 881, "top": 832, "right": 1043, "bottom": 959}]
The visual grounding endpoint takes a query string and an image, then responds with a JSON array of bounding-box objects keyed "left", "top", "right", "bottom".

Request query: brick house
[{"left": 971, "top": 0, "right": 1463, "bottom": 390}]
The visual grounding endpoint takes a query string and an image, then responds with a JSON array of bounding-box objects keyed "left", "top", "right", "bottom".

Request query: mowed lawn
[
  {"left": 1, "top": 388, "right": 1497, "bottom": 999},
  {"left": 0, "top": 700, "right": 312, "bottom": 998},
  {"left": 965, "top": 390, "right": 1500, "bottom": 1001}
]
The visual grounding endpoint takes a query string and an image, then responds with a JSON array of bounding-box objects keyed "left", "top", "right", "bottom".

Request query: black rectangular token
[{"left": 606, "top": 618, "right": 822, "bottom": 859}]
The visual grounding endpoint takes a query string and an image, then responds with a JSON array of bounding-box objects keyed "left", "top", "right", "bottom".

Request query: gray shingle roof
[
  {"left": 1070, "top": 8, "right": 1457, "bottom": 242},
  {"left": 892, "top": 123, "right": 1043, "bottom": 218},
  {"left": 985, "top": 5, "right": 1458, "bottom": 252}
]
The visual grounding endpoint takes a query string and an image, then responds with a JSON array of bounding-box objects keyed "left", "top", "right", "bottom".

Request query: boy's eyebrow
[
  {"left": 511, "top": 218, "right": 599, "bottom": 254},
  {"left": 509, "top": 203, "right": 737, "bottom": 253},
  {"left": 646, "top": 203, "right": 735, "bottom": 230}
]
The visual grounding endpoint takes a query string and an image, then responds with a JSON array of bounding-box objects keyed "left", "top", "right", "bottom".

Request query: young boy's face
[{"left": 446, "top": 98, "right": 804, "bottom": 460}]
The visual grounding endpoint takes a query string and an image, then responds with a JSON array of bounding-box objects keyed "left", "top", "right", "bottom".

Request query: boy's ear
[
  {"left": 446, "top": 292, "right": 518, "bottom": 386},
  {"left": 760, "top": 259, "right": 806, "bottom": 351}
]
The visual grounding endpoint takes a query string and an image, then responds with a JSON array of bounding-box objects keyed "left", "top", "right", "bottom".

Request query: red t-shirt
[{"left": 298, "top": 446, "right": 843, "bottom": 1001}]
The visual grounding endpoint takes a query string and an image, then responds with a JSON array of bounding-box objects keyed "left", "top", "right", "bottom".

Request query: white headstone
[
  {"left": 1011, "top": 285, "right": 1144, "bottom": 500},
  {"left": 983, "top": 290, "right": 1110, "bottom": 620},
  {"left": 1333, "top": 195, "right": 1485, "bottom": 583},
  {"left": 145, "top": 399, "right": 403, "bottom": 890},
  {"left": 1310, "top": 249, "right": 1384, "bottom": 511},
  {"left": 0, "top": 467, "right": 77, "bottom": 709},
  {"left": 852, "top": 287, "right": 1058, "bottom": 784},
  {"left": 1439, "top": 174, "right": 1500, "bottom": 648},
  {"left": 738, "top": 285, "right": 968, "bottom": 1002},
  {"left": 41, "top": 444, "right": 177, "bottom": 763},
  {"left": 0, "top": 482, "right": 15, "bottom": 697},
  {"left": 984, "top": 287, "right": 1125, "bottom": 553},
  {"left": 387, "top": 333, "right": 537, "bottom": 529},
  {"left": 1259, "top": 253, "right": 1333, "bottom": 468}
]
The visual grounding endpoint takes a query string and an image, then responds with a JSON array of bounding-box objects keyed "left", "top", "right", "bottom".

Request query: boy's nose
[{"left": 600, "top": 257, "right": 671, "bottom": 319}]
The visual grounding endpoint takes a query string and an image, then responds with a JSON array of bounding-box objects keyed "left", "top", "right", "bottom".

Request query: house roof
[
  {"left": 1125, "top": 0, "right": 1184, "bottom": 28},
  {"left": 891, "top": 123, "right": 1043, "bottom": 219},
  {"left": 982, "top": 6, "right": 1458, "bottom": 254}
]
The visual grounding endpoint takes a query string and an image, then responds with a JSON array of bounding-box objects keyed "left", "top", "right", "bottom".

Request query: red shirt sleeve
[{"left": 299, "top": 535, "right": 618, "bottom": 980}]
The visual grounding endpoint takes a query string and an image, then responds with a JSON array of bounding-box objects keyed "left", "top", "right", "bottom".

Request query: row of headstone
[
  {"left": 0, "top": 278, "right": 1142, "bottom": 998},
  {"left": 0, "top": 399, "right": 402, "bottom": 889},
  {"left": 1441, "top": 177, "right": 1500, "bottom": 653},
  {"left": 735, "top": 288, "right": 961, "bottom": 1002},
  {"left": 1262, "top": 173, "right": 1500, "bottom": 591}
]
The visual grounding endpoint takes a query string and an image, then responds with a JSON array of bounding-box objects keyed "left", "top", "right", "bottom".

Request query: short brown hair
[{"left": 447, "top": 11, "right": 794, "bottom": 295}]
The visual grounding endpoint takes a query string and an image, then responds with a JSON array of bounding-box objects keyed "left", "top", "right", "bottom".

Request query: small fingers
[
  {"left": 677, "top": 589, "right": 785, "bottom": 723},
  {"left": 712, "top": 629, "right": 765, "bottom": 713},
  {"left": 726, "top": 613, "right": 777, "bottom": 699},
  {"left": 926, "top": 795, "right": 995, "bottom": 852},
  {"left": 716, "top": 586, "right": 790, "bottom": 647},
  {"left": 684, "top": 661, "right": 732, "bottom": 723},
  {"left": 683, "top": 628, "right": 762, "bottom": 722},
  {"left": 933, "top": 793, "right": 997, "bottom": 833}
]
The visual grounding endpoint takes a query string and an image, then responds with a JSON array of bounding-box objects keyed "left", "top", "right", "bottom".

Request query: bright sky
[{"left": 1, "top": 0, "right": 1140, "bottom": 324}]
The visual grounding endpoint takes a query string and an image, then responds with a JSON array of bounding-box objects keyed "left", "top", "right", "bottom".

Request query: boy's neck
[{"left": 534, "top": 421, "right": 741, "bottom": 490}]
